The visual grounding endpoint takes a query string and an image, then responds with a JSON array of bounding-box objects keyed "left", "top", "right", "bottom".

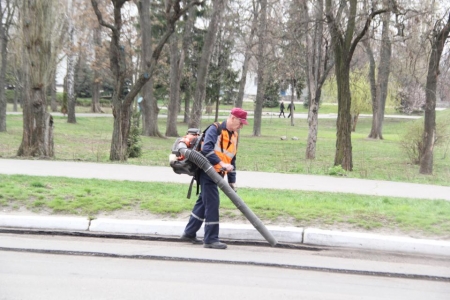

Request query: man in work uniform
[{"left": 180, "top": 107, "right": 249, "bottom": 249}]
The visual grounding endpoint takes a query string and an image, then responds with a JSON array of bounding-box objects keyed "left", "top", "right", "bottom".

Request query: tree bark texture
[
  {"left": 334, "top": 61, "right": 353, "bottom": 170},
  {"left": 181, "top": 3, "right": 197, "bottom": 124},
  {"left": 166, "top": 33, "right": 180, "bottom": 137},
  {"left": 66, "top": 19, "right": 77, "bottom": 124},
  {"left": 306, "top": 0, "right": 332, "bottom": 159},
  {"left": 18, "top": 0, "right": 55, "bottom": 158},
  {"left": 0, "top": 0, "right": 14, "bottom": 131},
  {"left": 419, "top": 14, "right": 450, "bottom": 175},
  {"left": 0, "top": 6, "right": 7, "bottom": 132},
  {"left": 17, "top": 88, "right": 54, "bottom": 157},
  {"left": 91, "top": 25, "right": 103, "bottom": 113},
  {"left": 50, "top": 74, "right": 58, "bottom": 112},
  {"left": 252, "top": 0, "right": 267, "bottom": 137},
  {"left": 138, "top": 0, "right": 162, "bottom": 137},
  {"left": 188, "top": 0, "right": 226, "bottom": 129},
  {"left": 368, "top": 11, "right": 391, "bottom": 139}
]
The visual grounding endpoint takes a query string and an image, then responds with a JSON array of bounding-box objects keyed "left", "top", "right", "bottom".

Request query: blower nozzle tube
[{"left": 181, "top": 148, "right": 278, "bottom": 247}]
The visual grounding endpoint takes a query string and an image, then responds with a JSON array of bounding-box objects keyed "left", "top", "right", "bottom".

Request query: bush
[
  {"left": 399, "top": 117, "right": 450, "bottom": 164},
  {"left": 262, "top": 80, "right": 281, "bottom": 108},
  {"left": 328, "top": 165, "right": 346, "bottom": 176}
]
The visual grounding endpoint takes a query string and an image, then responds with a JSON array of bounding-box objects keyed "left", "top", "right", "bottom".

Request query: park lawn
[
  {"left": 1, "top": 174, "right": 449, "bottom": 239},
  {"left": 1, "top": 109, "right": 450, "bottom": 186}
]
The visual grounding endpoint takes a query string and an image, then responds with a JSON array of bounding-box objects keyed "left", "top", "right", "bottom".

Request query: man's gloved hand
[{"left": 229, "top": 183, "right": 237, "bottom": 192}]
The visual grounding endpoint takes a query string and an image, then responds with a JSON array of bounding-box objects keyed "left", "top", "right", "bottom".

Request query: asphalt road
[{"left": 1, "top": 233, "right": 449, "bottom": 300}]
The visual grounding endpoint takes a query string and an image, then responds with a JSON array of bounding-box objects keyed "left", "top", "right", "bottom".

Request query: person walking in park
[
  {"left": 287, "top": 102, "right": 295, "bottom": 118},
  {"left": 180, "top": 107, "right": 249, "bottom": 249},
  {"left": 279, "top": 101, "right": 285, "bottom": 118}
]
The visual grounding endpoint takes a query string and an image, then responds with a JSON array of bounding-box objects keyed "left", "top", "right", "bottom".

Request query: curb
[
  {"left": 0, "top": 215, "right": 89, "bottom": 231},
  {"left": 90, "top": 218, "right": 304, "bottom": 243},
  {"left": 304, "top": 228, "right": 450, "bottom": 257},
  {"left": 1, "top": 215, "right": 449, "bottom": 257}
]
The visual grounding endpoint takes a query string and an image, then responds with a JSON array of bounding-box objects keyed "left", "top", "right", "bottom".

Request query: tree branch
[
  {"left": 90, "top": 0, "right": 118, "bottom": 35},
  {"left": 123, "top": 0, "right": 205, "bottom": 106},
  {"left": 349, "top": 8, "right": 389, "bottom": 60}
]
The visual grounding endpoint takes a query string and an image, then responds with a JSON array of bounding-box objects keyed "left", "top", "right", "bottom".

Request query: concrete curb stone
[
  {"left": 304, "top": 228, "right": 450, "bottom": 257},
  {"left": 2, "top": 215, "right": 450, "bottom": 257},
  {"left": 0, "top": 215, "right": 89, "bottom": 231}
]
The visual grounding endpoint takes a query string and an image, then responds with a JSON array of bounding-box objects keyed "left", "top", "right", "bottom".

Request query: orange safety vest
[{"left": 213, "top": 128, "right": 238, "bottom": 173}]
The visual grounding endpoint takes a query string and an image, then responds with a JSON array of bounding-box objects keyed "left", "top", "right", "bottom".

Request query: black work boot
[
  {"left": 180, "top": 233, "right": 203, "bottom": 244},
  {"left": 203, "top": 242, "right": 227, "bottom": 249}
]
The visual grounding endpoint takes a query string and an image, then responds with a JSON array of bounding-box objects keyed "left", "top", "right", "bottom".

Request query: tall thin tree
[
  {"left": 420, "top": 12, "right": 450, "bottom": 174},
  {"left": 252, "top": 0, "right": 267, "bottom": 137},
  {"left": 188, "top": 0, "right": 227, "bottom": 129},
  {"left": 0, "top": 0, "right": 16, "bottom": 132}
]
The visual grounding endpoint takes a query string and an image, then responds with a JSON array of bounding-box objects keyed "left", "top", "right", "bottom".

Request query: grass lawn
[{"left": 1, "top": 174, "right": 449, "bottom": 239}]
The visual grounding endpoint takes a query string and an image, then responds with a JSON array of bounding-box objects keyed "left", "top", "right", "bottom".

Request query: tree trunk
[
  {"left": 66, "top": 20, "right": 76, "bottom": 124},
  {"left": 91, "top": 25, "right": 103, "bottom": 113},
  {"left": 252, "top": 0, "right": 267, "bottom": 137},
  {"left": 368, "top": 11, "right": 391, "bottom": 139},
  {"left": 365, "top": 39, "right": 378, "bottom": 137},
  {"left": 13, "top": 83, "right": 19, "bottom": 112},
  {"left": 326, "top": 0, "right": 387, "bottom": 170},
  {"left": 188, "top": 0, "right": 226, "bottom": 129},
  {"left": 17, "top": 88, "right": 54, "bottom": 157},
  {"left": 181, "top": 3, "right": 197, "bottom": 124},
  {"left": 0, "top": 11, "right": 7, "bottom": 133},
  {"left": 50, "top": 73, "right": 58, "bottom": 112},
  {"left": 334, "top": 63, "right": 353, "bottom": 170},
  {"left": 18, "top": 0, "right": 56, "bottom": 158},
  {"left": 306, "top": 91, "right": 320, "bottom": 159},
  {"left": 166, "top": 33, "right": 180, "bottom": 137},
  {"left": 306, "top": 0, "right": 332, "bottom": 160},
  {"left": 420, "top": 14, "right": 450, "bottom": 174},
  {"left": 137, "top": 0, "right": 163, "bottom": 137},
  {"left": 236, "top": 3, "right": 258, "bottom": 108}
]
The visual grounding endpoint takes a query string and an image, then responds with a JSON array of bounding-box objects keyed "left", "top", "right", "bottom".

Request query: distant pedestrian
[
  {"left": 287, "top": 103, "right": 295, "bottom": 118},
  {"left": 279, "top": 101, "right": 285, "bottom": 118}
]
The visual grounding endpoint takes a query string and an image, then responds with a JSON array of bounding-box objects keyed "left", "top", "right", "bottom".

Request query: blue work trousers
[{"left": 183, "top": 170, "right": 220, "bottom": 244}]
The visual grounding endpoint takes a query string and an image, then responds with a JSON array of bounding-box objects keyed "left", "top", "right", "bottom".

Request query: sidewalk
[{"left": 1, "top": 158, "right": 449, "bottom": 257}]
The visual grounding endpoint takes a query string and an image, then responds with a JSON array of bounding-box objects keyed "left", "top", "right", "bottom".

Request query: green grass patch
[
  {"left": 1, "top": 174, "right": 449, "bottom": 238},
  {"left": 2, "top": 106, "right": 450, "bottom": 187}
]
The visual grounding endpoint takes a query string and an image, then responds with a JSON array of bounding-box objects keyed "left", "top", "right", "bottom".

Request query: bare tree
[
  {"left": 366, "top": 0, "right": 392, "bottom": 140},
  {"left": 252, "top": 0, "right": 267, "bottom": 136},
  {"left": 188, "top": 0, "right": 227, "bottom": 129},
  {"left": 420, "top": 12, "right": 450, "bottom": 174},
  {"left": 235, "top": 0, "right": 259, "bottom": 108},
  {"left": 136, "top": 0, "right": 162, "bottom": 137},
  {"left": 17, "top": 0, "right": 66, "bottom": 157},
  {"left": 0, "top": 0, "right": 16, "bottom": 132},
  {"left": 325, "top": 0, "right": 388, "bottom": 170},
  {"left": 166, "top": 32, "right": 181, "bottom": 137},
  {"left": 91, "top": 25, "right": 104, "bottom": 113},
  {"left": 180, "top": 2, "right": 197, "bottom": 124},
  {"left": 305, "top": 0, "right": 334, "bottom": 159},
  {"left": 66, "top": 0, "right": 76, "bottom": 124},
  {"left": 91, "top": 0, "right": 203, "bottom": 161}
]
